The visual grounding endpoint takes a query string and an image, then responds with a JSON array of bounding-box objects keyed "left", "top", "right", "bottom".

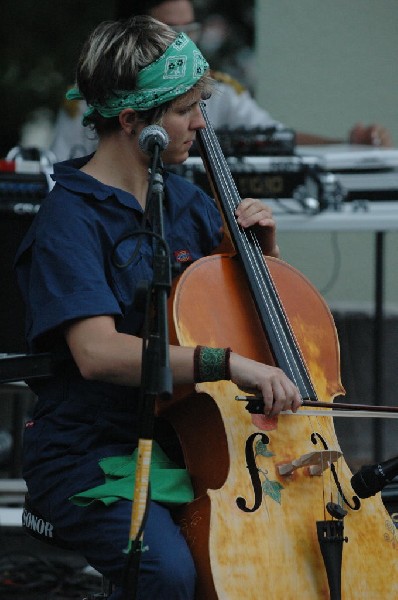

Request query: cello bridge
[{"left": 278, "top": 450, "right": 342, "bottom": 476}]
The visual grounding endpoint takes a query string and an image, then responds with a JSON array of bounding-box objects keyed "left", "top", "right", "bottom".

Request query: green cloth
[
  {"left": 66, "top": 32, "right": 209, "bottom": 125},
  {"left": 70, "top": 442, "right": 193, "bottom": 508}
]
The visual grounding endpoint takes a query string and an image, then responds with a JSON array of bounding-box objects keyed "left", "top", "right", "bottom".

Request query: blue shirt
[{"left": 14, "top": 155, "right": 223, "bottom": 505}]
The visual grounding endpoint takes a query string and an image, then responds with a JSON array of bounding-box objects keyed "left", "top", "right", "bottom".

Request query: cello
[{"left": 159, "top": 104, "right": 398, "bottom": 599}]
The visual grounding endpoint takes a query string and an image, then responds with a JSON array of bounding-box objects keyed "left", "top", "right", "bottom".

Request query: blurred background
[
  {"left": 257, "top": 1, "right": 398, "bottom": 144},
  {"left": 0, "top": 0, "right": 256, "bottom": 157},
  {"left": 1, "top": 0, "right": 398, "bottom": 471},
  {"left": 1, "top": 1, "right": 398, "bottom": 155},
  {"left": 1, "top": 2, "right": 398, "bottom": 595}
]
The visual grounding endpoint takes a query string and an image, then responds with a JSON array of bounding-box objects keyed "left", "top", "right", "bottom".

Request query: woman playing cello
[{"left": 14, "top": 16, "right": 301, "bottom": 599}]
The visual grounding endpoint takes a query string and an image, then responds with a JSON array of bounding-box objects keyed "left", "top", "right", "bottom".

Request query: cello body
[{"left": 160, "top": 253, "right": 398, "bottom": 599}]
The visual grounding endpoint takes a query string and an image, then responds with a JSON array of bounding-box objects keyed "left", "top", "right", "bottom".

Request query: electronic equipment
[
  {"left": 176, "top": 142, "right": 398, "bottom": 211},
  {"left": 296, "top": 145, "right": 398, "bottom": 202},
  {"left": 0, "top": 146, "right": 53, "bottom": 214},
  {"left": 0, "top": 147, "right": 52, "bottom": 353},
  {"left": 172, "top": 154, "right": 344, "bottom": 211},
  {"left": 296, "top": 144, "right": 398, "bottom": 171},
  {"left": 190, "top": 126, "right": 296, "bottom": 157},
  {"left": 171, "top": 154, "right": 316, "bottom": 200}
]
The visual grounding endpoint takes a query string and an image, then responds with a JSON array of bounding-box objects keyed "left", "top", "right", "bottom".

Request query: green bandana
[{"left": 66, "top": 32, "right": 209, "bottom": 126}]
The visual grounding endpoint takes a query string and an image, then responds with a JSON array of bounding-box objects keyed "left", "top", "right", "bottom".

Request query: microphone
[
  {"left": 351, "top": 455, "right": 398, "bottom": 498},
  {"left": 138, "top": 125, "right": 169, "bottom": 155}
]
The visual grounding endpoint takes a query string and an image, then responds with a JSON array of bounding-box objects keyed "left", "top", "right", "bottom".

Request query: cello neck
[{"left": 197, "top": 103, "right": 316, "bottom": 400}]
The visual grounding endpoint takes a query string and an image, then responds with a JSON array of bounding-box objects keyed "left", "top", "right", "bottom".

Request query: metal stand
[
  {"left": 122, "top": 151, "right": 173, "bottom": 600},
  {"left": 373, "top": 231, "right": 385, "bottom": 460}
]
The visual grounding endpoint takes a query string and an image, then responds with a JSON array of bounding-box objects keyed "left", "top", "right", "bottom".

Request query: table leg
[{"left": 373, "top": 231, "right": 384, "bottom": 460}]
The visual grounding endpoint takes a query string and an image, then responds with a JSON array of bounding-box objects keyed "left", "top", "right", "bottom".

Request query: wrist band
[{"left": 193, "top": 345, "right": 232, "bottom": 383}]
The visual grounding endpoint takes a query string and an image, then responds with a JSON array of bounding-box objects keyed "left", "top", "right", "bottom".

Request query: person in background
[
  {"left": 15, "top": 16, "right": 301, "bottom": 599},
  {"left": 50, "top": 0, "right": 392, "bottom": 162}
]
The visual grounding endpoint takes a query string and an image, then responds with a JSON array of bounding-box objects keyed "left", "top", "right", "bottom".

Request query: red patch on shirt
[
  {"left": 25, "top": 420, "right": 35, "bottom": 429},
  {"left": 174, "top": 249, "right": 192, "bottom": 263}
]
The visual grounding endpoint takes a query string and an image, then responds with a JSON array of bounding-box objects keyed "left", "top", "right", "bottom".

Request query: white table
[
  {"left": 268, "top": 199, "right": 398, "bottom": 232},
  {"left": 268, "top": 199, "right": 398, "bottom": 460}
]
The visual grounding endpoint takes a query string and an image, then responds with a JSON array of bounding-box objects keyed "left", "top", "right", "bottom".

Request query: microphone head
[
  {"left": 138, "top": 125, "right": 169, "bottom": 155},
  {"left": 351, "top": 464, "right": 385, "bottom": 498}
]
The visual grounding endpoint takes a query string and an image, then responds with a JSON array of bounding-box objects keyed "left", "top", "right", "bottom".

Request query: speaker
[
  {"left": 332, "top": 309, "right": 398, "bottom": 468},
  {"left": 0, "top": 211, "right": 34, "bottom": 353},
  {"left": 0, "top": 166, "right": 47, "bottom": 353}
]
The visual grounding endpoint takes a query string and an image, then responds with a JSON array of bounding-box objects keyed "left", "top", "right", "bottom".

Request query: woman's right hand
[{"left": 229, "top": 352, "right": 302, "bottom": 417}]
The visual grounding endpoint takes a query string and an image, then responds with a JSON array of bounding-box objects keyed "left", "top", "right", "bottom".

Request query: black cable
[{"left": 319, "top": 231, "right": 342, "bottom": 295}]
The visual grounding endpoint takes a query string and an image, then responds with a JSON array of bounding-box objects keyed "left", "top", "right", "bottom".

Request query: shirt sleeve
[{"left": 16, "top": 198, "right": 121, "bottom": 348}]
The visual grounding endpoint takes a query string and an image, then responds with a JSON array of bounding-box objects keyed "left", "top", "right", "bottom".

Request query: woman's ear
[{"left": 119, "top": 109, "right": 137, "bottom": 135}]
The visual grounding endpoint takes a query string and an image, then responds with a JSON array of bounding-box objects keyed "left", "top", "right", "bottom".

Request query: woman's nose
[{"left": 191, "top": 106, "right": 206, "bottom": 130}]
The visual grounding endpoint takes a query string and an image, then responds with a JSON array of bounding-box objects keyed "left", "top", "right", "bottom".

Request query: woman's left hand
[{"left": 235, "top": 198, "right": 280, "bottom": 258}]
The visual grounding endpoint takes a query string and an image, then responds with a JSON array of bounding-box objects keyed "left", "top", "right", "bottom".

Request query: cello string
[
  {"left": 200, "top": 121, "right": 343, "bottom": 489},
  {"left": 199, "top": 116, "right": 342, "bottom": 481},
  {"left": 200, "top": 121, "right": 338, "bottom": 508},
  {"left": 199, "top": 108, "right": 348, "bottom": 518},
  {"left": 321, "top": 450, "right": 327, "bottom": 520},
  {"left": 197, "top": 111, "right": 301, "bottom": 372},
  {"left": 209, "top": 161, "right": 312, "bottom": 397},
  {"left": 199, "top": 108, "right": 315, "bottom": 399}
]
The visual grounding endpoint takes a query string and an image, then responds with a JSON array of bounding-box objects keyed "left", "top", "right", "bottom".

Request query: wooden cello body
[
  {"left": 163, "top": 255, "right": 398, "bottom": 599},
  {"left": 159, "top": 106, "right": 398, "bottom": 598}
]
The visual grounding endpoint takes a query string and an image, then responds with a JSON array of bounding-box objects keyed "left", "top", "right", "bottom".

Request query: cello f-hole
[
  {"left": 311, "top": 431, "right": 361, "bottom": 511},
  {"left": 236, "top": 432, "right": 270, "bottom": 513}
]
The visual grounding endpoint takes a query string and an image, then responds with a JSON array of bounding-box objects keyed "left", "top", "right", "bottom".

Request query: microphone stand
[{"left": 122, "top": 143, "right": 173, "bottom": 599}]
